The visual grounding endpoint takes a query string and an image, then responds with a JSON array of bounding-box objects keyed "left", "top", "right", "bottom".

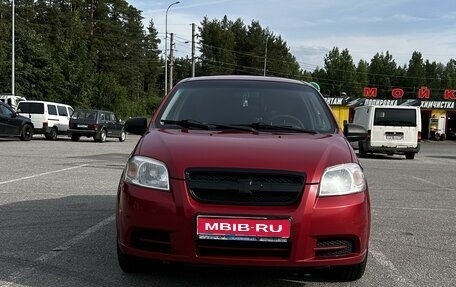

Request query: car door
[
  {"left": 0, "top": 104, "right": 21, "bottom": 136},
  {"left": 108, "top": 112, "right": 123, "bottom": 137}
]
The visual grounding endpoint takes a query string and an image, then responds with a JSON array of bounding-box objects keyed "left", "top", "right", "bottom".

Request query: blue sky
[{"left": 128, "top": 0, "right": 456, "bottom": 71}]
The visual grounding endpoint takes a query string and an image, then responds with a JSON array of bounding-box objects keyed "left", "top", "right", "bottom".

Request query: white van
[
  {"left": 352, "top": 105, "right": 421, "bottom": 159},
  {"left": 17, "top": 100, "right": 74, "bottom": 140}
]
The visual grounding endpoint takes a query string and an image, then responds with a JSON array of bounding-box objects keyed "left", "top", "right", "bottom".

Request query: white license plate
[
  {"left": 77, "top": 124, "right": 88, "bottom": 128},
  {"left": 386, "top": 135, "right": 403, "bottom": 140},
  {"left": 197, "top": 216, "right": 291, "bottom": 241}
]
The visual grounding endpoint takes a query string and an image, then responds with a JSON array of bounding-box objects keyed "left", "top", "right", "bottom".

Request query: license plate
[
  {"left": 197, "top": 216, "right": 291, "bottom": 241},
  {"left": 77, "top": 124, "right": 88, "bottom": 128},
  {"left": 386, "top": 135, "right": 403, "bottom": 140}
]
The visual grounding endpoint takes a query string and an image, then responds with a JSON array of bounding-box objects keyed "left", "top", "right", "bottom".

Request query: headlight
[
  {"left": 124, "top": 156, "right": 169, "bottom": 191},
  {"left": 319, "top": 163, "right": 366, "bottom": 196}
]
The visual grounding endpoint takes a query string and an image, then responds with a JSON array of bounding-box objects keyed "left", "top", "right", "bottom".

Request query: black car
[
  {"left": 0, "top": 102, "right": 34, "bottom": 141},
  {"left": 68, "top": 109, "right": 126, "bottom": 142}
]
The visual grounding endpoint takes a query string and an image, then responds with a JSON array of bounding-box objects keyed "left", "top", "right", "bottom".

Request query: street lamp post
[
  {"left": 164, "top": 1, "right": 180, "bottom": 96},
  {"left": 12, "top": 0, "right": 15, "bottom": 95}
]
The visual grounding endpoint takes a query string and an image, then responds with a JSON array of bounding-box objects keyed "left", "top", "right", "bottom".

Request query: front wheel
[
  {"left": 117, "top": 242, "right": 139, "bottom": 273},
  {"left": 330, "top": 251, "right": 368, "bottom": 281},
  {"left": 119, "top": 129, "right": 126, "bottom": 142},
  {"left": 20, "top": 124, "right": 33, "bottom": 141},
  {"left": 358, "top": 141, "right": 367, "bottom": 158}
]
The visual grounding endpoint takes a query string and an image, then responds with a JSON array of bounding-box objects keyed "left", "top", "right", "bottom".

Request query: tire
[
  {"left": 405, "top": 152, "right": 415, "bottom": 160},
  {"left": 71, "top": 135, "right": 80, "bottom": 142},
  {"left": 47, "top": 127, "right": 58, "bottom": 140},
  {"left": 117, "top": 242, "right": 139, "bottom": 273},
  {"left": 330, "top": 251, "right": 368, "bottom": 281},
  {"left": 20, "top": 124, "right": 33, "bottom": 141},
  {"left": 358, "top": 141, "right": 367, "bottom": 158},
  {"left": 119, "top": 129, "right": 126, "bottom": 142},
  {"left": 95, "top": 129, "right": 107, "bottom": 143}
]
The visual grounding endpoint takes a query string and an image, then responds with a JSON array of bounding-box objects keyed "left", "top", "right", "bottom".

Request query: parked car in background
[
  {"left": 117, "top": 75, "right": 370, "bottom": 281},
  {"left": 0, "top": 101, "right": 34, "bottom": 141},
  {"left": 0, "top": 95, "right": 27, "bottom": 111},
  {"left": 16, "top": 100, "right": 74, "bottom": 140},
  {"left": 68, "top": 109, "right": 126, "bottom": 142},
  {"left": 353, "top": 105, "right": 421, "bottom": 159}
]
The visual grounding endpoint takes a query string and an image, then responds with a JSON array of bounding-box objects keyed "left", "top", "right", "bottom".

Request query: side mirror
[
  {"left": 344, "top": 123, "right": 367, "bottom": 142},
  {"left": 125, "top": 117, "right": 148, "bottom": 135}
]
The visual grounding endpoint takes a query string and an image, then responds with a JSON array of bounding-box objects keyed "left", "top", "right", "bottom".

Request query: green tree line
[{"left": 1, "top": 1, "right": 456, "bottom": 118}]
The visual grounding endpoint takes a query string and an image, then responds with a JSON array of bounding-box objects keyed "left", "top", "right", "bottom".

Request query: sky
[{"left": 128, "top": 0, "right": 456, "bottom": 71}]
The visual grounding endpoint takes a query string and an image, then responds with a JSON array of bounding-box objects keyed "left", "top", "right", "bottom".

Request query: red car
[{"left": 117, "top": 76, "right": 370, "bottom": 281}]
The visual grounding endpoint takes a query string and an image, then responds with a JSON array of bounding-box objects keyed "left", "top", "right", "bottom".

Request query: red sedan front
[{"left": 116, "top": 76, "right": 370, "bottom": 281}]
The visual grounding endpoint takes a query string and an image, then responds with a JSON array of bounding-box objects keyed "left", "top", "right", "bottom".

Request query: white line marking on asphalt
[
  {"left": 370, "top": 249, "right": 416, "bottom": 287},
  {"left": 373, "top": 206, "right": 455, "bottom": 212},
  {"left": 410, "top": 176, "right": 452, "bottom": 190},
  {"left": 0, "top": 215, "right": 115, "bottom": 287},
  {"left": 36, "top": 214, "right": 115, "bottom": 263},
  {"left": 0, "top": 164, "right": 89, "bottom": 186}
]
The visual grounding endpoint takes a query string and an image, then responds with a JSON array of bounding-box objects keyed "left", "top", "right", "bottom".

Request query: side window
[
  {"left": 0, "top": 105, "right": 13, "bottom": 116},
  {"left": 109, "top": 113, "right": 116, "bottom": 121},
  {"left": 57, "top": 105, "right": 68, "bottom": 116},
  {"left": 68, "top": 107, "right": 74, "bottom": 117},
  {"left": 48, "top": 104, "right": 58, "bottom": 115},
  {"left": 99, "top": 112, "right": 106, "bottom": 122}
]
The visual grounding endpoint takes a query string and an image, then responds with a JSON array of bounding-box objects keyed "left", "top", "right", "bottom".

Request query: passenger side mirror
[
  {"left": 344, "top": 123, "right": 367, "bottom": 142},
  {"left": 125, "top": 117, "right": 148, "bottom": 135}
]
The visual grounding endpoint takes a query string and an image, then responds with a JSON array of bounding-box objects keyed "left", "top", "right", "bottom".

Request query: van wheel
[
  {"left": 20, "top": 124, "right": 33, "bottom": 141},
  {"left": 405, "top": 152, "right": 415, "bottom": 160},
  {"left": 119, "top": 129, "right": 126, "bottom": 142},
  {"left": 47, "top": 128, "right": 58, "bottom": 140},
  {"left": 358, "top": 142, "right": 367, "bottom": 158}
]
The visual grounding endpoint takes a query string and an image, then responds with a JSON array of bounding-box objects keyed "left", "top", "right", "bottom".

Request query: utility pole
[
  {"left": 169, "top": 33, "right": 175, "bottom": 91},
  {"left": 12, "top": 0, "right": 15, "bottom": 95},
  {"left": 191, "top": 23, "right": 196, "bottom": 77},
  {"left": 263, "top": 37, "right": 268, "bottom": 77}
]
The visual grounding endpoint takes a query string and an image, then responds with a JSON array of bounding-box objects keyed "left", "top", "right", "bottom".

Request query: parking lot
[{"left": 0, "top": 136, "right": 455, "bottom": 287}]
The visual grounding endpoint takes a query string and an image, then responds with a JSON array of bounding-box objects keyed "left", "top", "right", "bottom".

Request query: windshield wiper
[
  {"left": 161, "top": 119, "right": 258, "bottom": 133},
  {"left": 244, "top": 122, "right": 318, "bottom": 133},
  {"left": 161, "top": 119, "right": 214, "bottom": 130}
]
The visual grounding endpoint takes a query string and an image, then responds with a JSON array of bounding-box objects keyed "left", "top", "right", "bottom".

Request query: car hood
[{"left": 134, "top": 129, "right": 356, "bottom": 183}]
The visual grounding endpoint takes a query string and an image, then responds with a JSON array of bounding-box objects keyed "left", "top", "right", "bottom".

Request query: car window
[
  {"left": 99, "top": 112, "right": 106, "bottom": 121},
  {"left": 57, "top": 105, "right": 68, "bottom": 116},
  {"left": 68, "top": 107, "right": 74, "bottom": 116},
  {"left": 0, "top": 104, "right": 14, "bottom": 116},
  {"left": 17, "top": 102, "right": 44, "bottom": 114},
  {"left": 48, "top": 105, "right": 58, "bottom": 115},
  {"left": 109, "top": 113, "right": 116, "bottom": 121}
]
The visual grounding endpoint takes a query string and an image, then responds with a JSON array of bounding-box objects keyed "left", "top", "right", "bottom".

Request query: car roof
[
  {"left": 74, "top": 109, "right": 113, "bottom": 113},
  {"left": 177, "top": 75, "right": 313, "bottom": 87},
  {"left": 18, "top": 100, "right": 72, "bottom": 107}
]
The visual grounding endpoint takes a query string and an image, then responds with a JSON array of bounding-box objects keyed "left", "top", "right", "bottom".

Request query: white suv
[{"left": 17, "top": 100, "right": 74, "bottom": 140}]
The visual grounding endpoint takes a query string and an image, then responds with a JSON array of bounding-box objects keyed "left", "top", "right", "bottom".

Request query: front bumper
[{"left": 116, "top": 179, "right": 370, "bottom": 268}]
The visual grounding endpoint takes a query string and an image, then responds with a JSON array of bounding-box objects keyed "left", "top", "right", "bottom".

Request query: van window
[
  {"left": 374, "top": 108, "right": 417, "bottom": 127},
  {"left": 18, "top": 102, "right": 44, "bottom": 114},
  {"left": 57, "top": 105, "right": 68, "bottom": 116},
  {"left": 48, "top": 105, "right": 58, "bottom": 115}
]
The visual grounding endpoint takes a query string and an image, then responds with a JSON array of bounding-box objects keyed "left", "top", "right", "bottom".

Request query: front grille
[
  {"left": 186, "top": 168, "right": 305, "bottom": 206},
  {"left": 131, "top": 229, "right": 172, "bottom": 253},
  {"left": 197, "top": 239, "right": 291, "bottom": 258},
  {"left": 315, "top": 238, "right": 355, "bottom": 257}
]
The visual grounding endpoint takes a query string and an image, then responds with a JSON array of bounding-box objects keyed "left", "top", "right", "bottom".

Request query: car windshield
[{"left": 157, "top": 79, "right": 336, "bottom": 133}]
